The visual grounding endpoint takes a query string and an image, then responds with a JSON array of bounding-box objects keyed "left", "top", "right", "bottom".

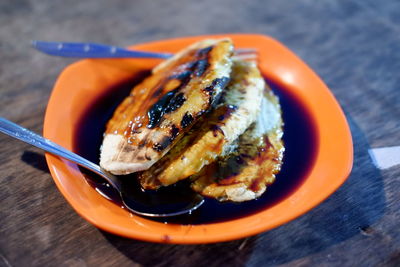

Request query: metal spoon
[
  {"left": 0, "top": 117, "right": 204, "bottom": 217},
  {"left": 31, "top": 40, "right": 257, "bottom": 60},
  {"left": 31, "top": 40, "right": 173, "bottom": 59}
]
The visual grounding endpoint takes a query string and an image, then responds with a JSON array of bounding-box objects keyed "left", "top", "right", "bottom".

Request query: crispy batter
[{"left": 100, "top": 39, "right": 234, "bottom": 174}]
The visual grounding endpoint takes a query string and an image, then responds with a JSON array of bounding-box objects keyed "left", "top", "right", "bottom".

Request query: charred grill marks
[
  {"left": 170, "top": 124, "right": 180, "bottom": 139},
  {"left": 152, "top": 125, "right": 180, "bottom": 152},
  {"left": 204, "top": 77, "right": 230, "bottom": 94},
  {"left": 181, "top": 112, "right": 194, "bottom": 128},
  {"left": 204, "top": 77, "right": 230, "bottom": 107},
  {"left": 146, "top": 47, "right": 214, "bottom": 129},
  {"left": 147, "top": 89, "right": 178, "bottom": 129},
  {"left": 164, "top": 93, "right": 186, "bottom": 113},
  {"left": 217, "top": 104, "right": 238, "bottom": 122},
  {"left": 170, "top": 70, "right": 192, "bottom": 81},
  {"left": 153, "top": 136, "right": 172, "bottom": 152},
  {"left": 152, "top": 142, "right": 164, "bottom": 152},
  {"left": 211, "top": 125, "right": 224, "bottom": 137},
  {"left": 193, "top": 59, "right": 209, "bottom": 77},
  {"left": 197, "top": 46, "right": 213, "bottom": 57}
]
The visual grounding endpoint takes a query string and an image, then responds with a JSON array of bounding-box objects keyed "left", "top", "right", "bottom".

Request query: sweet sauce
[{"left": 74, "top": 74, "right": 317, "bottom": 225}]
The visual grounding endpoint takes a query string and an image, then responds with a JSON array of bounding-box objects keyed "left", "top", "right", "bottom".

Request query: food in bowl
[
  {"left": 45, "top": 34, "right": 352, "bottom": 242},
  {"left": 99, "top": 38, "right": 284, "bottom": 202}
]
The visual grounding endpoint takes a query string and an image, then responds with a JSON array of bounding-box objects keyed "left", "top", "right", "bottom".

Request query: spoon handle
[
  {"left": 31, "top": 41, "right": 173, "bottom": 59},
  {"left": 0, "top": 117, "right": 120, "bottom": 189}
]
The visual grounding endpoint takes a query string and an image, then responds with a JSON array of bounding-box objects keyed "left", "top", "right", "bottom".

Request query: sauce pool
[{"left": 74, "top": 73, "right": 317, "bottom": 225}]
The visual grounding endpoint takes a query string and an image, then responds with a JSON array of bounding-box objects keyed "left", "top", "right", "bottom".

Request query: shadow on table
[
  {"left": 101, "top": 114, "right": 386, "bottom": 266},
  {"left": 21, "top": 150, "right": 51, "bottom": 173},
  {"left": 103, "top": 231, "right": 257, "bottom": 266},
  {"left": 242, "top": 114, "right": 387, "bottom": 265}
]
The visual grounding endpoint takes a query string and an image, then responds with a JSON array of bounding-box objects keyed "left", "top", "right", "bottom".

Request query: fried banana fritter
[
  {"left": 191, "top": 89, "right": 284, "bottom": 202},
  {"left": 100, "top": 39, "right": 233, "bottom": 174},
  {"left": 138, "top": 60, "right": 265, "bottom": 189}
]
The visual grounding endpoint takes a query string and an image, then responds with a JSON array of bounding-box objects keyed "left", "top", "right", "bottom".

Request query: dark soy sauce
[{"left": 74, "top": 74, "right": 317, "bottom": 225}]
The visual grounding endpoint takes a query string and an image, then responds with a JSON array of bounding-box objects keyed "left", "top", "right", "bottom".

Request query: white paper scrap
[{"left": 368, "top": 146, "right": 400, "bottom": 170}]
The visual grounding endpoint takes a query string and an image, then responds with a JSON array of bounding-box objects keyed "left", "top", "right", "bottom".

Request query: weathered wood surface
[{"left": 1, "top": 0, "right": 399, "bottom": 266}]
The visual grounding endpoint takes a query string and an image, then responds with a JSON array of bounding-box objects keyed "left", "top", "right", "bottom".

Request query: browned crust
[
  {"left": 138, "top": 60, "right": 265, "bottom": 188},
  {"left": 100, "top": 39, "right": 234, "bottom": 174},
  {"left": 190, "top": 88, "right": 284, "bottom": 202}
]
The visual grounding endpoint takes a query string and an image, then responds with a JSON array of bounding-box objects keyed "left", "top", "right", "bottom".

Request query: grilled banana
[
  {"left": 100, "top": 39, "right": 234, "bottom": 174},
  {"left": 139, "top": 60, "right": 265, "bottom": 189},
  {"left": 191, "top": 88, "right": 284, "bottom": 202}
]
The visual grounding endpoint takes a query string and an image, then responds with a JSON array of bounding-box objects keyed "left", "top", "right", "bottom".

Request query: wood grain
[{"left": 1, "top": 0, "right": 399, "bottom": 266}]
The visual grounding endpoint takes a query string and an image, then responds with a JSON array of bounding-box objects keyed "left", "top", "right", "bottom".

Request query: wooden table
[{"left": 1, "top": 1, "right": 399, "bottom": 266}]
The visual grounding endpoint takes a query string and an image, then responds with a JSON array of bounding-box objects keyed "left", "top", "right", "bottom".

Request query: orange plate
[{"left": 44, "top": 34, "right": 353, "bottom": 244}]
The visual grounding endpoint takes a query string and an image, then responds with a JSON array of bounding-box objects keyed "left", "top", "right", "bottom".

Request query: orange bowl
[{"left": 44, "top": 34, "right": 353, "bottom": 244}]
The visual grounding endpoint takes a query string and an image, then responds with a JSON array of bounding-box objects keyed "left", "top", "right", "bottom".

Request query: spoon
[
  {"left": 0, "top": 117, "right": 204, "bottom": 217},
  {"left": 31, "top": 40, "right": 257, "bottom": 60},
  {"left": 31, "top": 40, "right": 173, "bottom": 59}
]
